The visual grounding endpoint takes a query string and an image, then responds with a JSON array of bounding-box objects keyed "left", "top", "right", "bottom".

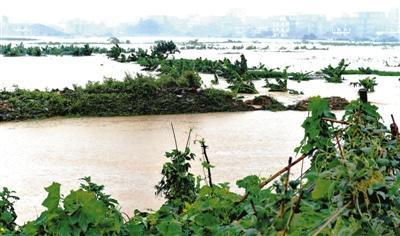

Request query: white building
[
  {"left": 0, "top": 16, "right": 9, "bottom": 37},
  {"left": 356, "top": 12, "right": 387, "bottom": 38},
  {"left": 388, "top": 9, "right": 400, "bottom": 39},
  {"left": 272, "top": 16, "right": 295, "bottom": 38},
  {"left": 331, "top": 26, "right": 352, "bottom": 38}
]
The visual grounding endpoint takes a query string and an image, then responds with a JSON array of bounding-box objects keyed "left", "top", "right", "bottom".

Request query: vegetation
[
  {"left": 264, "top": 67, "right": 289, "bottom": 92},
  {"left": 0, "top": 43, "right": 108, "bottom": 57},
  {"left": 1, "top": 97, "right": 399, "bottom": 235},
  {"left": 245, "top": 95, "right": 287, "bottom": 111},
  {"left": 155, "top": 146, "right": 198, "bottom": 211},
  {"left": 350, "top": 77, "right": 378, "bottom": 92},
  {"left": 321, "top": 59, "right": 349, "bottom": 83},
  {"left": 131, "top": 48, "right": 260, "bottom": 94},
  {"left": 344, "top": 67, "right": 400, "bottom": 77},
  {"left": 151, "top": 40, "right": 180, "bottom": 60},
  {"left": 289, "top": 71, "right": 313, "bottom": 82},
  {"left": 0, "top": 73, "right": 251, "bottom": 122}
]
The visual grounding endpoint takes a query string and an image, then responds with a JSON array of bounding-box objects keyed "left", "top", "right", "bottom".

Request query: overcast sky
[{"left": 1, "top": 0, "right": 399, "bottom": 24}]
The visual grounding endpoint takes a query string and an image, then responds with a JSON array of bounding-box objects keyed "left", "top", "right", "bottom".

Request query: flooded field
[{"left": 0, "top": 38, "right": 399, "bottom": 224}]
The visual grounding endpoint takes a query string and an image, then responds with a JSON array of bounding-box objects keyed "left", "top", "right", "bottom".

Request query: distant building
[
  {"left": 291, "top": 15, "right": 328, "bottom": 38},
  {"left": 272, "top": 15, "right": 328, "bottom": 39},
  {"left": 355, "top": 12, "right": 387, "bottom": 39},
  {"left": 272, "top": 16, "right": 295, "bottom": 38},
  {"left": 388, "top": 9, "right": 400, "bottom": 39},
  {"left": 0, "top": 16, "right": 10, "bottom": 36},
  {"left": 331, "top": 26, "right": 352, "bottom": 38}
]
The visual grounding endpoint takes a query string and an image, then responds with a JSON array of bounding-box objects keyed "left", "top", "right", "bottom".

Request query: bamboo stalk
[
  {"left": 284, "top": 191, "right": 304, "bottom": 234},
  {"left": 279, "top": 157, "right": 293, "bottom": 218},
  {"left": 185, "top": 128, "right": 193, "bottom": 149},
  {"left": 236, "top": 149, "right": 316, "bottom": 205},
  {"left": 312, "top": 202, "right": 351, "bottom": 236},
  {"left": 334, "top": 131, "right": 345, "bottom": 159},
  {"left": 170, "top": 123, "right": 178, "bottom": 150},
  {"left": 321, "top": 117, "right": 348, "bottom": 125}
]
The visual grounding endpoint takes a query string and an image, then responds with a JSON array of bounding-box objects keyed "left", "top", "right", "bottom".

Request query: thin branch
[
  {"left": 236, "top": 149, "right": 316, "bottom": 205},
  {"left": 201, "top": 141, "right": 213, "bottom": 188},
  {"left": 322, "top": 117, "right": 349, "bottom": 125},
  {"left": 250, "top": 199, "right": 257, "bottom": 215},
  {"left": 185, "top": 128, "right": 193, "bottom": 149},
  {"left": 170, "top": 123, "right": 178, "bottom": 150},
  {"left": 312, "top": 202, "right": 351, "bottom": 236},
  {"left": 284, "top": 157, "right": 293, "bottom": 192},
  {"left": 334, "top": 131, "right": 345, "bottom": 159},
  {"left": 300, "top": 159, "right": 305, "bottom": 188},
  {"left": 284, "top": 191, "right": 304, "bottom": 234},
  {"left": 279, "top": 157, "right": 293, "bottom": 218}
]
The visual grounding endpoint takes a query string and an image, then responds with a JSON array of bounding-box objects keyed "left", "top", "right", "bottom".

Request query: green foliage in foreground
[
  {"left": 0, "top": 73, "right": 250, "bottom": 121},
  {"left": 350, "top": 77, "right": 378, "bottom": 92},
  {"left": 1, "top": 97, "right": 399, "bottom": 235}
]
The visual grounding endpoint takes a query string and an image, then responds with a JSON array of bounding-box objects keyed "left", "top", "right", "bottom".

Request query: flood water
[{"left": 0, "top": 38, "right": 399, "bottom": 224}]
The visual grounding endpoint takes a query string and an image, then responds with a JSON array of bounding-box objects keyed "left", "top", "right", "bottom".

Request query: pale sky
[{"left": 1, "top": 0, "right": 399, "bottom": 24}]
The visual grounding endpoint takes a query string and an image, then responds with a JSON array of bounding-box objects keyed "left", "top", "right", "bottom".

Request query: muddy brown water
[{"left": 0, "top": 111, "right": 308, "bottom": 224}]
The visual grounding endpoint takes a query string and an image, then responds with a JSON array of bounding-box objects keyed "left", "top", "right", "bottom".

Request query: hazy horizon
[{"left": 1, "top": 0, "right": 399, "bottom": 25}]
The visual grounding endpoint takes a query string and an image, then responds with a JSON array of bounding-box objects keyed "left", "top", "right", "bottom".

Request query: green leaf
[
  {"left": 42, "top": 182, "right": 61, "bottom": 211},
  {"left": 202, "top": 162, "right": 215, "bottom": 169},
  {"left": 157, "top": 220, "right": 182, "bottom": 236},
  {"left": 236, "top": 175, "right": 261, "bottom": 195},
  {"left": 312, "top": 179, "right": 334, "bottom": 200}
]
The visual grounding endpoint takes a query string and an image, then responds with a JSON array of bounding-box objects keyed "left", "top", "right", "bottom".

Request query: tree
[
  {"left": 151, "top": 40, "right": 180, "bottom": 59},
  {"left": 107, "top": 44, "right": 123, "bottom": 61}
]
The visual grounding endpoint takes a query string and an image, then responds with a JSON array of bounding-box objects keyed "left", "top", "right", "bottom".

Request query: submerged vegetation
[
  {"left": 264, "top": 66, "right": 289, "bottom": 92},
  {"left": 321, "top": 59, "right": 349, "bottom": 83},
  {"left": 0, "top": 43, "right": 109, "bottom": 57},
  {"left": 350, "top": 77, "right": 378, "bottom": 92},
  {"left": 344, "top": 67, "right": 400, "bottom": 77},
  {"left": 1, "top": 97, "right": 399, "bottom": 235},
  {"left": 0, "top": 73, "right": 251, "bottom": 121}
]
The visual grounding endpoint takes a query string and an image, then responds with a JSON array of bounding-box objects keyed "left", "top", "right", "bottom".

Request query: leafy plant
[
  {"left": 151, "top": 40, "right": 180, "bottom": 60},
  {"left": 107, "top": 44, "right": 123, "bottom": 61},
  {"left": 289, "top": 71, "right": 312, "bottom": 82},
  {"left": 350, "top": 77, "right": 378, "bottom": 92},
  {"left": 321, "top": 59, "right": 349, "bottom": 83},
  {"left": 155, "top": 147, "right": 197, "bottom": 209},
  {"left": 0, "top": 188, "right": 19, "bottom": 232},
  {"left": 264, "top": 66, "right": 289, "bottom": 92}
]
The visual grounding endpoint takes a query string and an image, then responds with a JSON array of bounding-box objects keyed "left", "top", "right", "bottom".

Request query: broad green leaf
[
  {"left": 42, "top": 182, "right": 61, "bottom": 211},
  {"left": 157, "top": 220, "right": 182, "bottom": 236},
  {"left": 312, "top": 179, "right": 334, "bottom": 200}
]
